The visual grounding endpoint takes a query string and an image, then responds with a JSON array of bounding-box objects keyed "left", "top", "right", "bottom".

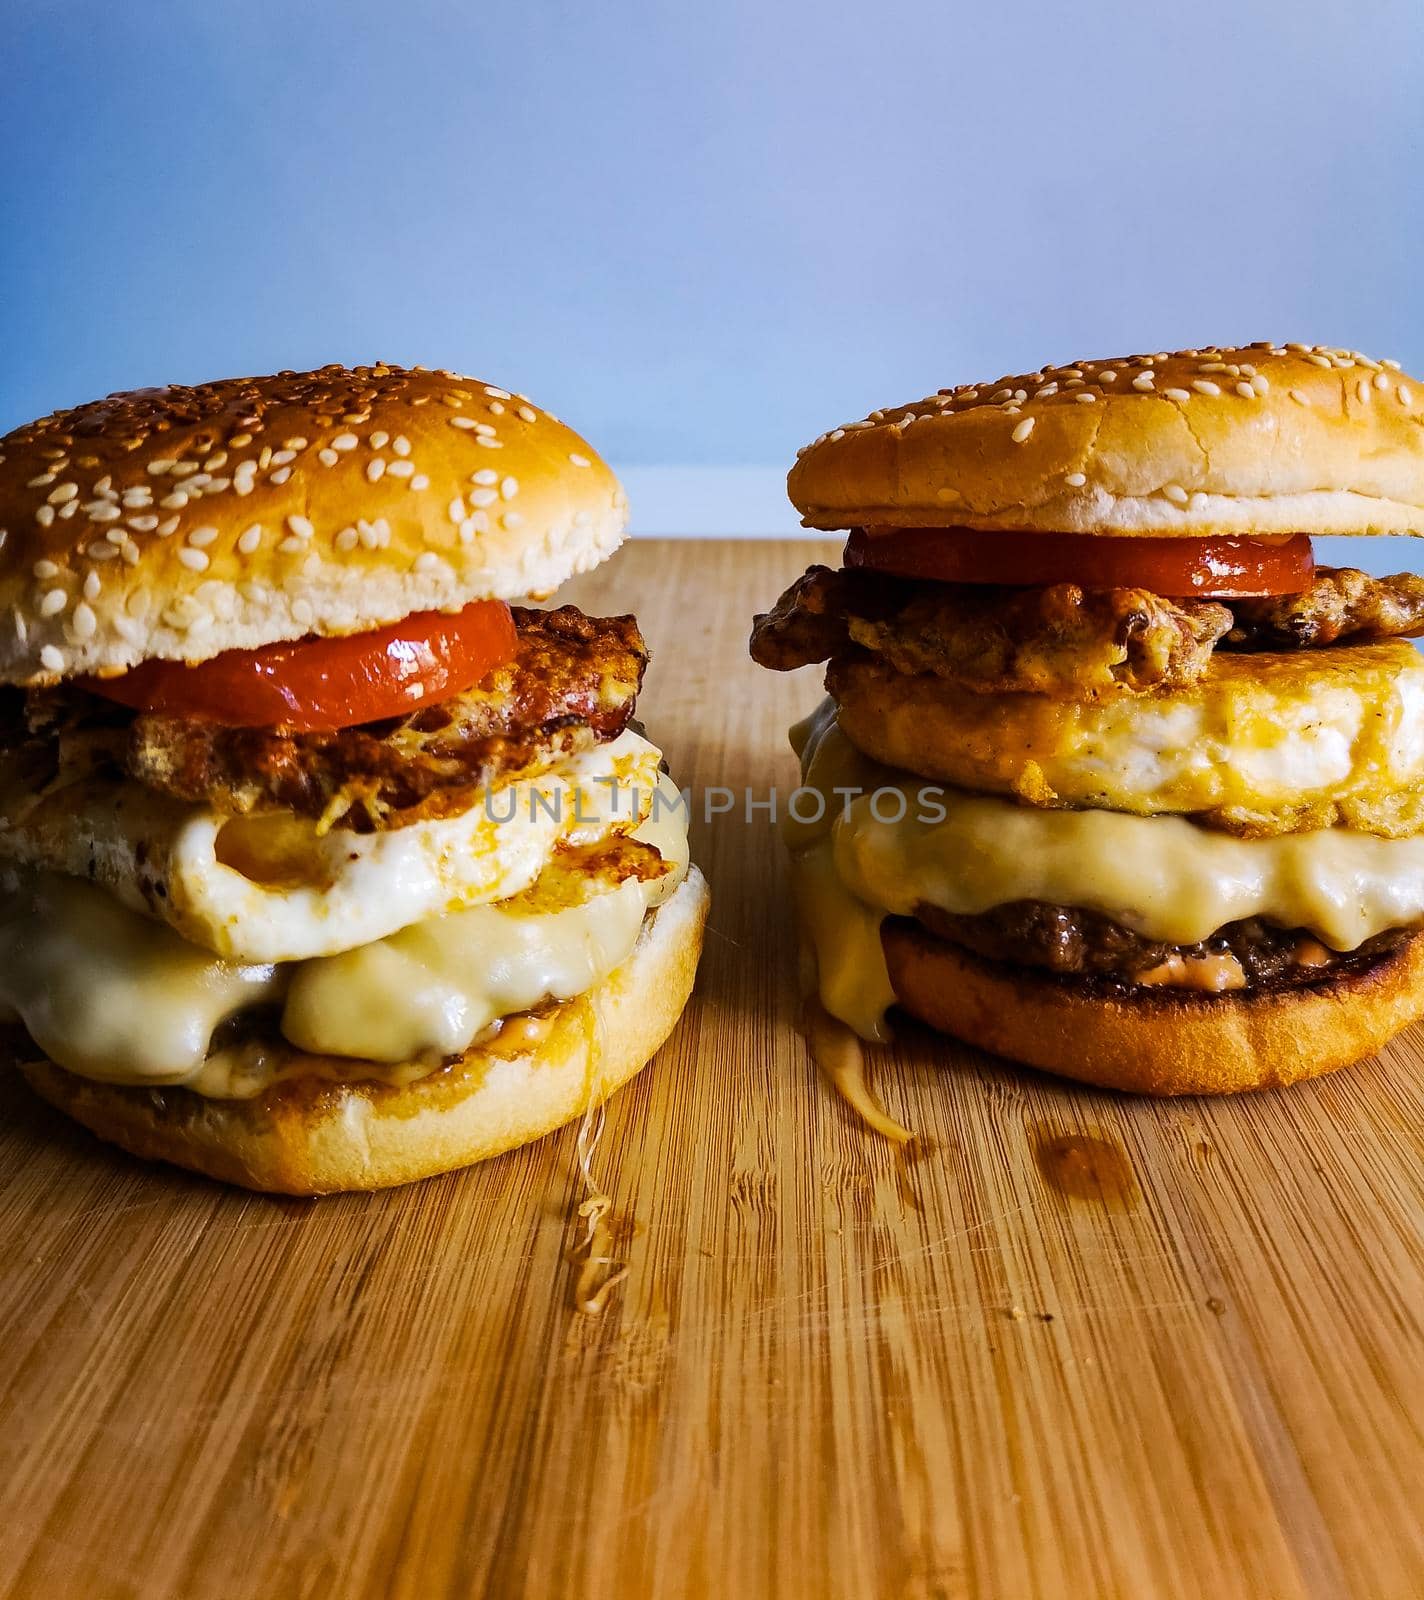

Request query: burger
[
  {"left": 0, "top": 364, "right": 708, "bottom": 1191},
  {"left": 751, "top": 343, "right": 1424, "bottom": 1097}
]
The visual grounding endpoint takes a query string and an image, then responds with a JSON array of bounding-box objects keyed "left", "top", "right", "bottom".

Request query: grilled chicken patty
[
  {"left": 8, "top": 606, "right": 648, "bottom": 832},
  {"left": 751, "top": 564, "right": 1424, "bottom": 696},
  {"left": 911, "top": 901, "right": 1416, "bottom": 995}
]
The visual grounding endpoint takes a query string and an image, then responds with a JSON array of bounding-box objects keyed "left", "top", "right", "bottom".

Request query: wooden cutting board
[{"left": 1, "top": 538, "right": 1421, "bottom": 1600}]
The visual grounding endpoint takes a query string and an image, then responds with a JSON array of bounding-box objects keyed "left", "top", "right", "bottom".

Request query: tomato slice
[
  {"left": 85, "top": 600, "right": 518, "bottom": 732},
  {"left": 844, "top": 527, "right": 1315, "bottom": 598}
]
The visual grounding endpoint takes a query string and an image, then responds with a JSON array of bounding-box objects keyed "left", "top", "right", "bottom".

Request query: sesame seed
[
  {"left": 448, "top": 496, "right": 467, "bottom": 524},
  {"left": 1065, "top": 472, "right": 1087, "bottom": 487},
  {"left": 483, "top": 386, "right": 511, "bottom": 400},
  {"left": 1305, "top": 353, "right": 1333, "bottom": 368},
  {"left": 284, "top": 437, "right": 308, "bottom": 451},
  {"left": 500, "top": 476, "right": 519, "bottom": 499},
  {"left": 40, "top": 646, "right": 65, "bottom": 674},
  {"left": 35, "top": 506, "right": 56, "bottom": 528},
  {"left": 1011, "top": 417, "right": 1036, "bottom": 443},
  {"left": 1098, "top": 370, "right": 1117, "bottom": 382},
  {"left": 392, "top": 435, "right": 411, "bottom": 457},
  {"left": 332, "top": 432, "right": 359, "bottom": 451},
  {"left": 27, "top": 474, "right": 56, "bottom": 488},
  {"left": 1073, "top": 393, "right": 1097, "bottom": 404},
  {"left": 229, "top": 433, "right": 254, "bottom": 448},
  {"left": 88, "top": 543, "right": 118, "bottom": 561},
  {"left": 40, "top": 589, "right": 67, "bottom": 618},
  {"left": 188, "top": 526, "right": 219, "bottom": 547},
  {"left": 1163, "top": 483, "right": 1189, "bottom": 504},
  {"left": 370, "top": 431, "right": 390, "bottom": 449},
  {"left": 205, "top": 453, "right": 228, "bottom": 471},
  {"left": 238, "top": 525, "right": 263, "bottom": 555},
  {"left": 1235, "top": 382, "right": 1256, "bottom": 400},
  {"left": 170, "top": 461, "right": 199, "bottom": 478},
  {"left": 1289, "top": 388, "right": 1310, "bottom": 406},
  {"left": 475, "top": 437, "right": 502, "bottom": 449},
  {"left": 157, "top": 517, "right": 180, "bottom": 537},
  {"left": 83, "top": 572, "right": 101, "bottom": 602},
  {"left": 1162, "top": 387, "right": 1190, "bottom": 402},
  {"left": 502, "top": 511, "right": 524, "bottom": 530},
  {"left": 160, "top": 492, "right": 188, "bottom": 510},
  {"left": 1399, "top": 386, "right": 1413, "bottom": 407},
  {"left": 33, "top": 559, "right": 59, "bottom": 580},
  {"left": 269, "top": 466, "right": 293, "bottom": 485},
  {"left": 72, "top": 602, "right": 97, "bottom": 641},
  {"left": 410, "top": 474, "right": 430, "bottom": 491},
  {"left": 278, "top": 536, "right": 305, "bottom": 554},
  {"left": 178, "top": 548, "right": 210, "bottom": 572},
  {"left": 318, "top": 448, "right": 339, "bottom": 467},
  {"left": 517, "top": 406, "right": 537, "bottom": 423},
  {"left": 414, "top": 551, "right": 441, "bottom": 574},
  {"left": 471, "top": 468, "right": 498, "bottom": 485},
  {"left": 127, "top": 515, "right": 159, "bottom": 532},
  {"left": 1131, "top": 374, "right": 1155, "bottom": 391},
  {"left": 386, "top": 459, "right": 415, "bottom": 479},
  {"left": 147, "top": 459, "right": 177, "bottom": 475},
  {"left": 569, "top": 452, "right": 591, "bottom": 467},
  {"left": 1374, "top": 370, "right": 1391, "bottom": 391},
  {"left": 48, "top": 482, "right": 78, "bottom": 505},
  {"left": 1251, "top": 374, "right": 1270, "bottom": 395},
  {"left": 470, "top": 488, "right": 498, "bottom": 508},
  {"left": 269, "top": 449, "right": 296, "bottom": 467},
  {"left": 335, "top": 527, "right": 359, "bottom": 552},
  {"left": 286, "top": 514, "right": 314, "bottom": 539},
  {"left": 88, "top": 502, "right": 123, "bottom": 522},
  {"left": 366, "top": 459, "right": 386, "bottom": 483},
  {"left": 449, "top": 416, "right": 479, "bottom": 430},
  {"left": 1356, "top": 379, "right": 1370, "bottom": 403},
  {"left": 1192, "top": 380, "right": 1221, "bottom": 396}
]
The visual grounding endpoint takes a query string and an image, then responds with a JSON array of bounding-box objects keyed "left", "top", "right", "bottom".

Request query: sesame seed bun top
[
  {"left": 788, "top": 342, "right": 1424, "bottom": 539},
  {"left": 0, "top": 364, "right": 628, "bottom": 684}
]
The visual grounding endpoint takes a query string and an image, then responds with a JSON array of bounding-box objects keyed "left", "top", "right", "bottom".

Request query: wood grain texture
[{"left": 1, "top": 539, "right": 1422, "bottom": 1600}]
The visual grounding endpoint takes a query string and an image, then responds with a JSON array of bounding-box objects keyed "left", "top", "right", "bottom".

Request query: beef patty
[{"left": 910, "top": 900, "right": 1417, "bottom": 996}]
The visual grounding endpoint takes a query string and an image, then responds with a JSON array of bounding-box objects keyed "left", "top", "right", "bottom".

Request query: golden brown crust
[
  {"left": 882, "top": 918, "right": 1424, "bottom": 1095},
  {"left": 18, "top": 867, "right": 708, "bottom": 1193},
  {"left": 0, "top": 365, "right": 627, "bottom": 685},
  {"left": 787, "top": 343, "right": 1424, "bottom": 537}
]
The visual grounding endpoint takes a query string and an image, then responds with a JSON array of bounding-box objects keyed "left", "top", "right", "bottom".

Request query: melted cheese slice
[
  {"left": 0, "top": 730, "right": 663, "bottom": 963},
  {"left": 789, "top": 699, "right": 1424, "bottom": 1040},
  {"left": 0, "top": 775, "right": 691, "bottom": 1094}
]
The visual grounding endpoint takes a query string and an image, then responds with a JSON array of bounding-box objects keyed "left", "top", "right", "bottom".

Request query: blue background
[{"left": 2, "top": 0, "right": 1421, "bottom": 536}]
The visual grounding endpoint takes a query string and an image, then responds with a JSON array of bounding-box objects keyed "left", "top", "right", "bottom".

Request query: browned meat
[
  {"left": 13, "top": 607, "right": 648, "bottom": 832},
  {"left": 1226, "top": 568, "right": 1424, "bottom": 648},
  {"left": 912, "top": 900, "right": 1415, "bottom": 995},
  {"left": 750, "top": 565, "right": 1231, "bottom": 696}
]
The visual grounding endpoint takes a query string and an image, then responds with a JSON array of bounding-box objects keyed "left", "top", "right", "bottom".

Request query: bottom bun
[
  {"left": 881, "top": 917, "right": 1424, "bottom": 1096},
  {"left": 22, "top": 867, "right": 709, "bottom": 1194}
]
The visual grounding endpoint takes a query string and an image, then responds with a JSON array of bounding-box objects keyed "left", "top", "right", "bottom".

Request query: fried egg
[
  {"left": 830, "top": 640, "right": 1424, "bottom": 837},
  {"left": 0, "top": 729, "right": 665, "bottom": 962}
]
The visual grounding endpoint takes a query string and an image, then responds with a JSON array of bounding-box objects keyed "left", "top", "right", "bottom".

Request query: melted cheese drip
[
  {"left": 0, "top": 775, "right": 691, "bottom": 1096},
  {"left": 788, "top": 699, "right": 1424, "bottom": 1040}
]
